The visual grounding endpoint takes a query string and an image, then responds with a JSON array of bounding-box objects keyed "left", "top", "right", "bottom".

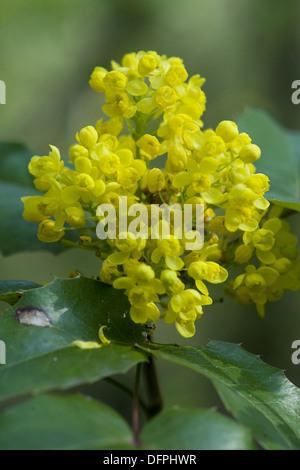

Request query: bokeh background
[{"left": 0, "top": 0, "right": 300, "bottom": 424}]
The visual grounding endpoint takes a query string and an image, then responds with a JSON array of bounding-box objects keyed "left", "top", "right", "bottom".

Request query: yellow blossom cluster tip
[{"left": 22, "top": 51, "right": 300, "bottom": 338}]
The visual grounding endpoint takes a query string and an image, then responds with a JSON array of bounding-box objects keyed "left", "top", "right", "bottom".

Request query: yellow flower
[
  {"left": 116, "top": 149, "right": 146, "bottom": 191},
  {"left": 22, "top": 49, "right": 300, "bottom": 339},
  {"left": 137, "top": 86, "right": 178, "bottom": 115},
  {"left": 215, "top": 121, "right": 239, "bottom": 143},
  {"left": 137, "top": 134, "right": 160, "bottom": 160},
  {"left": 188, "top": 260, "right": 228, "bottom": 295},
  {"left": 130, "top": 302, "right": 160, "bottom": 324},
  {"left": 122, "top": 52, "right": 139, "bottom": 71},
  {"left": 172, "top": 158, "right": 212, "bottom": 197},
  {"left": 69, "top": 144, "right": 89, "bottom": 163},
  {"left": 247, "top": 174, "right": 269, "bottom": 195},
  {"left": 100, "top": 259, "right": 121, "bottom": 284},
  {"left": 234, "top": 244, "right": 253, "bottom": 264},
  {"left": 37, "top": 219, "right": 64, "bottom": 243},
  {"left": 224, "top": 184, "right": 269, "bottom": 233},
  {"left": 151, "top": 236, "right": 184, "bottom": 270},
  {"left": 22, "top": 196, "right": 53, "bottom": 223},
  {"left": 96, "top": 118, "right": 123, "bottom": 137},
  {"left": 113, "top": 260, "right": 164, "bottom": 324},
  {"left": 22, "top": 179, "right": 77, "bottom": 231},
  {"left": 103, "top": 71, "right": 128, "bottom": 95},
  {"left": 160, "top": 269, "right": 179, "bottom": 287},
  {"left": 89, "top": 66, "right": 107, "bottom": 92},
  {"left": 165, "top": 64, "right": 188, "bottom": 87},
  {"left": 164, "top": 289, "right": 212, "bottom": 338},
  {"left": 243, "top": 218, "right": 282, "bottom": 264},
  {"left": 102, "top": 92, "right": 136, "bottom": 119},
  {"left": 239, "top": 144, "right": 261, "bottom": 164},
  {"left": 107, "top": 232, "right": 146, "bottom": 265},
  {"left": 138, "top": 52, "right": 158, "bottom": 75},
  {"left": 155, "top": 86, "right": 178, "bottom": 108},
  {"left": 29, "top": 145, "right": 64, "bottom": 191},
  {"left": 76, "top": 126, "right": 98, "bottom": 149},
  {"left": 233, "top": 265, "right": 279, "bottom": 317},
  {"left": 194, "top": 129, "right": 225, "bottom": 161},
  {"left": 61, "top": 157, "right": 105, "bottom": 204},
  {"left": 147, "top": 168, "right": 165, "bottom": 193},
  {"left": 65, "top": 206, "right": 85, "bottom": 227}
]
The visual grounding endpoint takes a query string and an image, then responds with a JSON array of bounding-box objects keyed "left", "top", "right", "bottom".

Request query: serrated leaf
[
  {"left": 141, "top": 341, "right": 300, "bottom": 450},
  {"left": 0, "top": 280, "right": 40, "bottom": 305},
  {"left": 236, "top": 107, "right": 300, "bottom": 211},
  {"left": 140, "top": 407, "right": 255, "bottom": 450},
  {"left": 0, "top": 142, "right": 77, "bottom": 255},
  {"left": 0, "top": 276, "right": 148, "bottom": 403},
  {"left": 0, "top": 393, "right": 133, "bottom": 450}
]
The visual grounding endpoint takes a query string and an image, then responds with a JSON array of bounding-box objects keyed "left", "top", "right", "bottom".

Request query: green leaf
[
  {"left": 236, "top": 107, "right": 300, "bottom": 211},
  {"left": 0, "top": 276, "right": 148, "bottom": 403},
  {"left": 0, "top": 393, "right": 133, "bottom": 450},
  {"left": 0, "top": 142, "right": 77, "bottom": 255},
  {"left": 287, "top": 130, "right": 300, "bottom": 192},
  {"left": 0, "top": 143, "right": 36, "bottom": 187},
  {"left": 141, "top": 341, "right": 300, "bottom": 450},
  {"left": 141, "top": 407, "right": 255, "bottom": 450},
  {"left": 0, "top": 393, "right": 255, "bottom": 450},
  {"left": 0, "top": 280, "right": 40, "bottom": 305}
]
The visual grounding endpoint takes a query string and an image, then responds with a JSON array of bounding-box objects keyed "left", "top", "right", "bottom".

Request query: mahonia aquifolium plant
[{"left": 21, "top": 51, "right": 300, "bottom": 338}]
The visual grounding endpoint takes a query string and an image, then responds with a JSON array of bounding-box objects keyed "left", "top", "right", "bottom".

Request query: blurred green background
[{"left": 0, "top": 0, "right": 300, "bottom": 423}]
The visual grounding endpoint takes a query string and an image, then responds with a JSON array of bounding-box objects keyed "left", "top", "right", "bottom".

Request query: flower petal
[
  {"left": 126, "top": 80, "right": 148, "bottom": 96},
  {"left": 175, "top": 321, "right": 196, "bottom": 338},
  {"left": 166, "top": 255, "right": 184, "bottom": 270}
]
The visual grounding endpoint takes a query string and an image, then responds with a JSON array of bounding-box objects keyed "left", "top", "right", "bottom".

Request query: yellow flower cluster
[
  {"left": 21, "top": 51, "right": 300, "bottom": 337},
  {"left": 227, "top": 213, "right": 300, "bottom": 317}
]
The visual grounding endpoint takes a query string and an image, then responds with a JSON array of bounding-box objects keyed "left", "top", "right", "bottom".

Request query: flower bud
[
  {"left": 234, "top": 244, "right": 253, "bottom": 264},
  {"left": 215, "top": 120, "right": 238, "bottom": 142},
  {"left": 136, "top": 264, "right": 155, "bottom": 282},
  {"left": 239, "top": 144, "right": 261, "bottom": 163},
  {"left": 137, "top": 134, "right": 160, "bottom": 160},
  {"left": 77, "top": 126, "right": 98, "bottom": 149},
  {"left": 155, "top": 86, "right": 177, "bottom": 108},
  {"left": 103, "top": 71, "right": 127, "bottom": 93},
  {"left": 89, "top": 67, "right": 107, "bottom": 92},
  {"left": 160, "top": 269, "right": 178, "bottom": 287},
  {"left": 37, "top": 220, "right": 64, "bottom": 243},
  {"left": 138, "top": 53, "right": 157, "bottom": 75},
  {"left": 272, "top": 257, "right": 291, "bottom": 274},
  {"left": 69, "top": 144, "right": 89, "bottom": 163},
  {"left": 147, "top": 168, "right": 165, "bottom": 193}
]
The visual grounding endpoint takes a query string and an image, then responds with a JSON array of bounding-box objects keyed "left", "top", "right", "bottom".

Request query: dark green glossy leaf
[
  {"left": 141, "top": 341, "right": 300, "bottom": 450},
  {"left": 0, "top": 393, "right": 255, "bottom": 450},
  {"left": 0, "top": 393, "right": 133, "bottom": 450},
  {"left": 141, "top": 407, "right": 255, "bottom": 450},
  {"left": 0, "top": 276, "right": 148, "bottom": 403}
]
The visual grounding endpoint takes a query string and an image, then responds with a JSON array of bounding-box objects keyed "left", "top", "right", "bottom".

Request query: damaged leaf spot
[{"left": 15, "top": 306, "right": 53, "bottom": 328}]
